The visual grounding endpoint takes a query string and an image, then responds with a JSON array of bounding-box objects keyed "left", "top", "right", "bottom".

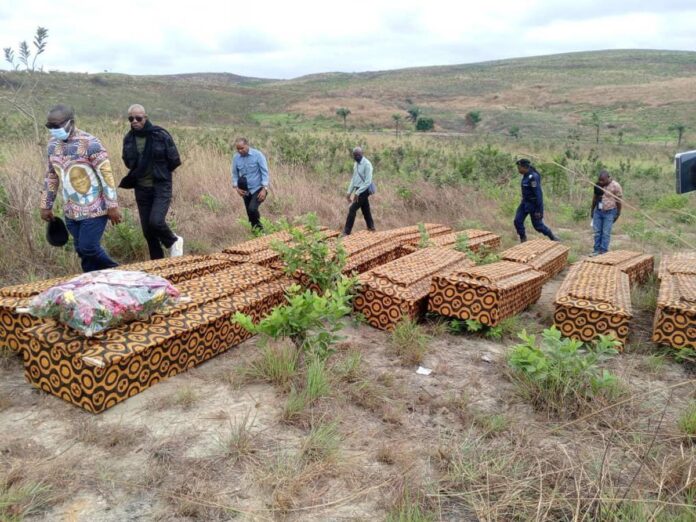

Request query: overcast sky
[{"left": 1, "top": 0, "right": 694, "bottom": 79}]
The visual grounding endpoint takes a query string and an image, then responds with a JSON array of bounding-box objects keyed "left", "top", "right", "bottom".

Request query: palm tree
[
  {"left": 590, "top": 112, "right": 601, "bottom": 144},
  {"left": 669, "top": 123, "right": 686, "bottom": 148},
  {"left": 406, "top": 107, "right": 421, "bottom": 125},
  {"left": 392, "top": 114, "right": 403, "bottom": 137},
  {"left": 335, "top": 108, "right": 351, "bottom": 130}
]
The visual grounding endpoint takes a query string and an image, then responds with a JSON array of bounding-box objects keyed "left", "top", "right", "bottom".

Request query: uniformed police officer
[{"left": 513, "top": 159, "right": 559, "bottom": 243}]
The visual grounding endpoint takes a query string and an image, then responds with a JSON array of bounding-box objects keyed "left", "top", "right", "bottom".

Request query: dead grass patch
[{"left": 70, "top": 417, "right": 149, "bottom": 453}]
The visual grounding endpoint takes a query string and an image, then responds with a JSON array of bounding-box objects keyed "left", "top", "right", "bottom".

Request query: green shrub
[
  {"left": 654, "top": 193, "right": 689, "bottom": 210},
  {"left": 507, "top": 327, "right": 622, "bottom": 416},
  {"left": 233, "top": 278, "right": 354, "bottom": 361},
  {"left": 199, "top": 193, "right": 222, "bottom": 213},
  {"left": 396, "top": 186, "right": 414, "bottom": 202},
  {"left": 415, "top": 117, "right": 434, "bottom": 132},
  {"left": 447, "top": 317, "right": 515, "bottom": 339},
  {"left": 454, "top": 235, "right": 500, "bottom": 265},
  {"left": 272, "top": 213, "right": 346, "bottom": 293}
]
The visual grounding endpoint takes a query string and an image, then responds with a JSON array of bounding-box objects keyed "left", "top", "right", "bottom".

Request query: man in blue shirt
[
  {"left": 343, "top": 147, "right": 376, "bottom": 236},
  {"left": 513, "top": 159, "right": 559, "bottom": 243},
  {"left": 231, "top": 137, "right": 269, "bottom": 230}
]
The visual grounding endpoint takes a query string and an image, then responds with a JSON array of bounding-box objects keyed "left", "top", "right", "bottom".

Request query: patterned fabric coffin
[
  {"left": 583, "top": 250, "right": 654, "bottom": 287},
  {"left": 283, "top": 224, "right": 454, "bottom": 289},
  {"left": 341, "top": 224, "right": 453, "bottom": 275},
  {"left": 0, "top": 255, "right": 241, "bottom": 353},
  {"left": 400, "top": 229, "right": 501, "bottom": 255},
  {"left": 554, "top": 263, "right": 632, "bottom": 345},
  {"left": 428, "top": 261, "right": 546, "bottom": 326},
  {"left": 22, "top": 265, "right": 292, "bottom": 413},
  {"left": 657, "top": 252, "right": 696, "bottom": 280},
  {"left": 353, "top": 248, "right": 474, "bottom": 330},
  {"left": 221, "top": 228, "right": 340, "bottom": 266},
  {"left": 501, "top": 239, "right": 569, "bottom": 281},
  {"left": 652, "top": 268, "right": 696, "bottom": 349}
]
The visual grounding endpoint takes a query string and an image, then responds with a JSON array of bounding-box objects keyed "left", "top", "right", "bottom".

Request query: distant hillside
[{"left": 2, "top": 49, "right": 696, "bottom": 142}]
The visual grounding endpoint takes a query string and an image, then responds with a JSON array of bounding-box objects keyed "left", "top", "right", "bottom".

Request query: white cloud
[{"left": 0, "top": 0, "right": 694, "bottom": 78}]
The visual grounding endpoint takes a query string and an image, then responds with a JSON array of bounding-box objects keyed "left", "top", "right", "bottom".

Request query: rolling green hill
[{"left": 2, "top": 49, "right": 696, "bottom": 142}]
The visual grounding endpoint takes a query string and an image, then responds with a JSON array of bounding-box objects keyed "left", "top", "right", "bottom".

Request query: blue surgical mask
[{"left": 49, "top": 127, "right": 69, "bottom": 141}]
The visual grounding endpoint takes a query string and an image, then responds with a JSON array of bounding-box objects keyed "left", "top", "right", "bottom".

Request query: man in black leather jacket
[{"left": 120, "top": 104, "right": 183, "bottom": 259}]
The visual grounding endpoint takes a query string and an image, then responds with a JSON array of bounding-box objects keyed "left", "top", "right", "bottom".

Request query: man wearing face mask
[
  {"left": 120, "top": 104, "right": 183, "bottom": 259},
  {"left": 40, "top": 104, "right": 122, "bottom": 272}
]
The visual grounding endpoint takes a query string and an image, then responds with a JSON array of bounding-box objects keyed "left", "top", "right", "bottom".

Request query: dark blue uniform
[{"left": 513, "top": 167, "right": 556, "bottom": 241}]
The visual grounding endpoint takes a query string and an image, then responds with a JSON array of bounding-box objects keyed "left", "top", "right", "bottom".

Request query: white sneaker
[{"left": 170, "top": 235, "right": 184, "bottom": 257}]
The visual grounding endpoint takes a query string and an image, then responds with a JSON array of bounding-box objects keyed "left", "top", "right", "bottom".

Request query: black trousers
[
  {"left": 243, "top": 189, "right": 264, "bottom": 230},
  {"left": 513, "top": 203, "right": 554, "bottom": 241},
  {"left": 343, "top": 191, "right": 375, "bottom": 235},
  {"left": 134, "top": 184, "right": 178, "bottom": 260}
]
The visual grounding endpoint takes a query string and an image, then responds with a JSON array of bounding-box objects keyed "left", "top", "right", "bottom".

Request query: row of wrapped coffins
[
  {"left": 276, "top": 224, "right": 455, "bottom": 289},
  {"left": 222, "top": 228, "right": 340, "bottom": 266},
  {"left": 20, "top": 265, "right": 291, "bottom": 413},
  {"left": 342, "top": 224, "right": 453, "bottom": 275},
  {"left": 399, "top": 229, "right": 501, "bottom": 255},
  {"left": 501, "top": 239, "right": 569, "bottom": 282},
  {"left": 428, "top": 261, "right": 547, "bottom": 326},
  {"left": 583, "top": 250, "right": 654, "bottom": 287},
  {"left": 0, "top": 254, "right": 240, "bottom": 354},
  {"left": 353, "top": 247, "right": 475, "bottom": 330},
  {"left": 652, "top": 254, "right": 696, "bottom": 349},
  {"left": 554, "top": 262, "right": 632, "bottom": 346}
]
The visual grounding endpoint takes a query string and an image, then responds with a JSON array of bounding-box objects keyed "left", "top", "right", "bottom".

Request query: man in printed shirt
[
  {"left": 342, "top": 147, "right": 376, "bottom": 236},
  {"left": 590, "top": 170, "right": 623, "bottom": 256},
  {"left": 40, "top": 105, "right": 122, "bottom": 272},
  {"left": 231, "top": 137, "right": 269, "bottom": 231}
]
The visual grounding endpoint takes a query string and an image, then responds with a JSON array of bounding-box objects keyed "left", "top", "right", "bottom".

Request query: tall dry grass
[{"left": 0, "top": 130, "right": 501, "bottom": 286}]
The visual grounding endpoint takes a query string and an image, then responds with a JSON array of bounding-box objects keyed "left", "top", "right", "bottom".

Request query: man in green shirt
[{"left": 342, "top": 147, "right": 376, "bottom": 236}]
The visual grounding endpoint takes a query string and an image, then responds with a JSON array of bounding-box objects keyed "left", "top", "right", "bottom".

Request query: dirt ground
[{"left": 1, "top": 269, "right": 694, "bottom": 521}]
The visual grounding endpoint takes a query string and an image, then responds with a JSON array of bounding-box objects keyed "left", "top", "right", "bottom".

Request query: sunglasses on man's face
[
  {"left": 45, "top": 119, "right": 70, "bottom": 129},
  {"left": 128, "top": 116, "right": 145, "bottom": 123}
]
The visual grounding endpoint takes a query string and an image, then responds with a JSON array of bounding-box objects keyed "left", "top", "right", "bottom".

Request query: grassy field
[
  {"left": 1, "top": 50, "right": 695, "bottom": 521},
  {"left": 3, "top": 49, "right": 696, "bottom": 141}
]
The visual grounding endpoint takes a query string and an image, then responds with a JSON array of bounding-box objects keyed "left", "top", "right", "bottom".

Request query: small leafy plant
[
  {"left": 507, "top": 327, "right": 622, "bottom": 417},
  {"left": 272, "top": 213, "right": 347, "bottom": 293},
  {"left": 417, "top": 222, "right": 432, "bottom": 248},
  {"left": 233, "top": 278, "right": 355, "bottom": 362},
  {"left": 447, "top": 318, "right": 518, "bottom": 340},
  {"left": 454, "top": 233, "right": 500, "bottom": 265}
]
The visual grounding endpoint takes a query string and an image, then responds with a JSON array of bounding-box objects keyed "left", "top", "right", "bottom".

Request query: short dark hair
[
  {"left": 516, "top": 158, "right": 531, "bottom": 168},
  {"left": 48, "top": 104, "right": 75, "bottom": 121}
]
